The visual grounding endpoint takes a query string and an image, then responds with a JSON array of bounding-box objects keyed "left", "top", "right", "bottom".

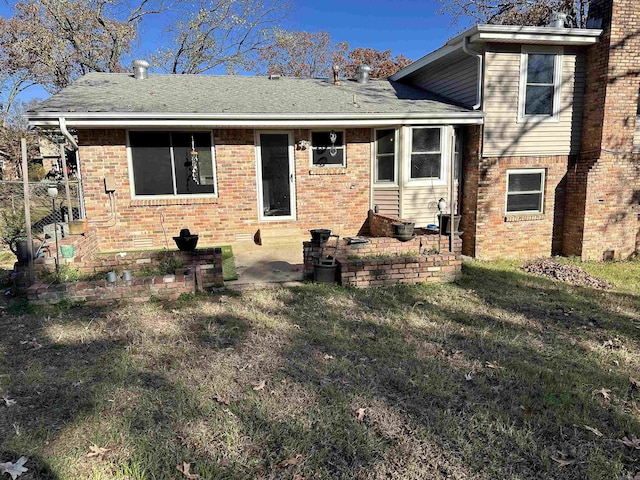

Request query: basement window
[
  {"left": 506, "top": 168, "right": 545, "bottom": 214},
  {"left": 519, "top": 48, "right": 562, "bottom": 121},
  {"left": 128, "top": 131, "right": 217, "bottom": 197},
  {"left": 311, "top": 130, "right": 345, "bottom": 167}
]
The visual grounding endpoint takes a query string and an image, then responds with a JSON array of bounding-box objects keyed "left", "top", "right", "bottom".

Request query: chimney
[
  {"left": 132, "top": 59, "right": 150, "bottom": 80},
  {"left": 356, "top": 65, "right": 372, "bottom": 84}
]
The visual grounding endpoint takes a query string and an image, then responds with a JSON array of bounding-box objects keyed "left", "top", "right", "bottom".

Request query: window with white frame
[
  {"left": 519, "top": 49, "right": 561, "bottom": 120},
  {"left": 129, "top": 131, "right": 216, "bottom": 196},
  {"left": 311, "top": 130, "right": 345, "bottom": 166},
  {"left": 409, "top": 127, "right": 443, "bottom": 181},
  {"left": 506, "top": 169, "right": 545, "bottom": 214},
  {"left": 375, "top": 129, "right": 397, "bottom": 184}
]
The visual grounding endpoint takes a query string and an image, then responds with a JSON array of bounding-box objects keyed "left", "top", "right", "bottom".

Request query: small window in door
[{"left": 375, "top": 129, "right": 397, "bottom": 184}]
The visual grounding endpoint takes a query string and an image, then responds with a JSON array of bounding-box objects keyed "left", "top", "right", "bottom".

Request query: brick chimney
[{"left": 562, "top": 0, "right": 640, "bottom": 260}]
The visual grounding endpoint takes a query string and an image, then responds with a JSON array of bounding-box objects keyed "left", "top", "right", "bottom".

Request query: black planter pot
[
  {"left": 310, "top": 229, "right": 332, "bottom": 245},
  {"left": 173, "top": 228, "right": 199, "bottom": 251},
  {"left": 438, "top": 214, "right": 461, "bottom": 234},
  {"left": 313, "top": 263, "right": 337, "bottom": 284},
  {"left": 392, "top": 222, "right": 415, "bottom": 240},
  {"left": 13, "top": 240, "right": 34, "bottom": 264}
]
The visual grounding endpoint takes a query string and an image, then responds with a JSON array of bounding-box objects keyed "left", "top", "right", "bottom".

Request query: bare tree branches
[
  {"left": 436, "top": 0, "right": 589, "bottom": 28},
  {"left": 153, "top": 0, "right": 290, "bottom": 74}
]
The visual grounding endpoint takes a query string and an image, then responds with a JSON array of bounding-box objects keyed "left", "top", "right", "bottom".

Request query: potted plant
[{"left": 392, "top": 221, "right": 415, "bottom": 241}]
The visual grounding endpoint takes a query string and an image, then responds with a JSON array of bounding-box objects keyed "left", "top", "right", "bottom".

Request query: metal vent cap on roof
[
  {"left": 132, "top": 59, "right": 150, "bottom": 80},
  {"left": 356, "top": 65, "right": 372, "bottom": 84},
  {"left": 549, "top": 12, "right": 568, "bottom": 28}
]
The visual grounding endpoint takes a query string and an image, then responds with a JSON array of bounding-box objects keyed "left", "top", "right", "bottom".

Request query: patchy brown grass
[{"left": 1, "top": 260, "right": 640, "bottom": 479}]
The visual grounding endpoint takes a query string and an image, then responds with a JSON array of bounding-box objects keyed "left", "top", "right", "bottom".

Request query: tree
[
  {"left": 436, "top": 0, "right": 589, "bottom": 28},
  {"left": 0, "top": 0, "right": 166, "bottom": 120},
  {"left": 152, "top": 0, "right": 291, "bottom": 74},
  {"left": 256, "top": 30, "right": 411, "bottom": 79},
  {"left": 343, "top": 48, "right": 413, "bottom": 79}
]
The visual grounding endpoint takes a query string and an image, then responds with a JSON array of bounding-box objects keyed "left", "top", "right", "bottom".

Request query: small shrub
[
  {"left": 158, "top": 257, "right": 183, "bottom": 275},
  {"left": 0, "top": 209, "right": 27, "bottom": 253},
  {"left": 27, "top": 164, "right": 47, "bottom": 181},
  {"left": 41, "top": 264, "right": 82, "bottom": 284}
]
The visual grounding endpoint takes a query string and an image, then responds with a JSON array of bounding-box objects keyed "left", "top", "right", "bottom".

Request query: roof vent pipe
[
  {"left": 549, "top": 12, "right": 568, "bottom": 28},
  {"left": 132, "top": 59, "right": 150, "bottom": 80},
  {"left": 356, "top": 65, "right": 372, "bottom": 84}
]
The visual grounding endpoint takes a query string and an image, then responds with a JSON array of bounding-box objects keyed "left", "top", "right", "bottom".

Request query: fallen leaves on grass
[
  {"left": 583, "top": 425, "right": 604, "bottom": 437},
  {"left": 630, "top": 377, "right": 640, "bottom": 389},
  {"left": 485, "top": 361, "right": 503, "bottom": 370},
  {"left": 0, "top": 456, "right": 28, "bottom": 479},
  {"left": 551, "top": 456, "right": 577, "bottom": 467},
  {"left": 252, "top": 380, "right": 266, "bottom": 391},
  {"left": 2, "top": 395, "right": 16, "bottom": 407},
  {"left": 214, "top": 395, "right": 231, "bottom": 406},
  {"left": 465, "top": 373, "right": 473, "bottom": 381},
  {"left": 356, "top": 408, "right": 366, "bottom": 422},
  {"left": 323, "top": 354, "right": 334, "bottom": 360},
  {"left": 177, "top": 462, "right": 200, "bottom": 479},
  {"left": 86, "top": 444, "right": 110, "bottom": 461},
  {"left": 277, "top": 454, "right": 304, "bottom": 468},
  {"left": 619, "top": 435, "right": 640, "bottom": 449},
  {"left": 592, "top": 388, "right": 612, "bottom": 401}
]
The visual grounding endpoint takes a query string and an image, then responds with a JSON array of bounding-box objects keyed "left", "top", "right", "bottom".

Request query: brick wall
[
  {"left": 77, "top": 128, "right": 371, "bottom": 252},
  {"left": 303, "top": 234, "right": 462, "bottom": 280},
  {"left": 26, "top": 273, "right": 197, "bottom": 306},
  {"left": 465, "top": 154, "right": 569, "bottom": 260},
  {"left": 461, "top": 125, "right": 482, "bottom": 257},
  {"left": 563, "top": 0, "right": 640, "bottom": 260},
  {"left": 369, "top": 212, "right": 403, "bottom": 237}
]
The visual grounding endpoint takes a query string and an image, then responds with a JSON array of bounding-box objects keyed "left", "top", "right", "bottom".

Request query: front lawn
[{"left": 1, "top": 260, "right": 639, "bottom": 479}]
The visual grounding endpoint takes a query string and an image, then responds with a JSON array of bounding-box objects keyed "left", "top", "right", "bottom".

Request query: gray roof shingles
[{"left": 30, "top": 73, "right": 472, "bottom": 116}]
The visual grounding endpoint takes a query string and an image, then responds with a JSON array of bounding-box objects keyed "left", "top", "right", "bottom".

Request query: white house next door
[{"left": 256, "top": 131, "right": 296, "bottom": 221}]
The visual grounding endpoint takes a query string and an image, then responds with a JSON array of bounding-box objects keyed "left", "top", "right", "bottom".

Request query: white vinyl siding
[
  {"left": 404, "top": 51, "right": 479, "bottom": 108},
  {"left": 483, "top": 44, "right": 586, "bottom": 157}
]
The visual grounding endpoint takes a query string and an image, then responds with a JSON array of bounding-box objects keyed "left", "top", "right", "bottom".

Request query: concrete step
[{"left": 257, "top": 227, "right": 303, "bottom": 246}]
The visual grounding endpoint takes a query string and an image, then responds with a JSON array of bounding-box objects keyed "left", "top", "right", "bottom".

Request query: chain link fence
[{"left": 0, "top": 179, "right": 84, "bottom": 242}]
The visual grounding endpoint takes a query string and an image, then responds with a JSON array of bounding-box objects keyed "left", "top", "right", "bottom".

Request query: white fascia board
[
  {"left": 391, "top": 24, "right": 602, "bottom": 80},
  {"left": 28, "top": 113, "right": 485, "bottom": 128}
]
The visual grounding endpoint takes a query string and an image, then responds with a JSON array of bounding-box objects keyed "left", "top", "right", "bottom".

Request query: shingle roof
[{"left": 31, "top": 73, "right": 472, "bottom": 116}]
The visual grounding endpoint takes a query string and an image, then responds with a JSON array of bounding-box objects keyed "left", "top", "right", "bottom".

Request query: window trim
[
  {"left": 505, "top": 168, "right": 546, "bottom": 215},
  {"left": 518, "top": 46, "right": 563, "bottom": 123},
  {"left": 374, "top": 128, "right": 399, "bottom": 186},
  {"left": 405, "top": 126, "right": 447, "bottom": 186},
  {"left": 126, "top": 129, "right": 218, "bottom": 200},
  {"left": 309, "top": 129, "right": 346, "bottom": 168}
]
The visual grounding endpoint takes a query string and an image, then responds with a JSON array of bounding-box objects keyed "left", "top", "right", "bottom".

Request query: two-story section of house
[{"left": 393, "top": 0, "right": 640, "bottom": 261}]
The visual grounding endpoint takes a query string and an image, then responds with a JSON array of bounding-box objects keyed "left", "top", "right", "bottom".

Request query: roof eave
[
  {"left": 28, "top": 111, "right": 485, "bottom": 128},
  {"left": 391, "top": 24, "right": 602, "bottom": 80}
]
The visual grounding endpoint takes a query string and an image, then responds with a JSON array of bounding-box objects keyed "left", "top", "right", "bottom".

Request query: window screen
[
  {"left": 129, "top": 131, "right": 216, "bottom": 196},
  {"left": 375, "top": 129, "right": 396, "bottom": 183},
  {"left": 506, "top": 170, "right": 544, "bottom": 213},
  {"left": 311, "top": 131, "right": 345, "bottom": 166},
  {"left": 410, "top": 128, "right": 441, "bottom": 179}
]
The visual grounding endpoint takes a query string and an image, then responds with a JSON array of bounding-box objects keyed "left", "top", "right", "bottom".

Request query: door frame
[{"left": 255, "top": 130, "right": 297, "bottom": 222}]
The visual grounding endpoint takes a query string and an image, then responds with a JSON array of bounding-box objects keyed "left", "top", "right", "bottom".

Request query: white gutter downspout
[
  {"left": 58, "top": 117, "right": 86, "bottom": 219},
  {"left": 462, "top": 37, "right": 483, "bottom": 110}
]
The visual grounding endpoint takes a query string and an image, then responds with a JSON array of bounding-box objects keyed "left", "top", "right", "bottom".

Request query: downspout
[
  {"left": 462, "top": 37, "right": 483, "bottom": 110},
  {"left": 58, "top": 117, "right": 86, "bottom": 219}
]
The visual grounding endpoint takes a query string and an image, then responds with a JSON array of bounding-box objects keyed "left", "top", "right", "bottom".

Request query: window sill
[
  {"left": 309, "top": 167, "right": 347, "bottom": 175},
  {"left": 504, "top": 213, "right": 545, "bottom": 222},
  {"left": 130, "top": 197, "right": 219, "bottom": 207},
  {"left": 516, "top": 114, "right": 560, "bottom": 124}
]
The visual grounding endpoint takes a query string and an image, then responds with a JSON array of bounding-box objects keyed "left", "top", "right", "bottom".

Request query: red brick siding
[
  {"left": 471, "top": 155, "right": 569, "bottom": 260},
  {"left": 563, "top": 0, "right": 640, "bottom": 259},
  {"left": 77, "top": 128, "right": 371, "bottom": 252},
  {"left": 461, "top": 125, "right": 482, "bottom": 257}
]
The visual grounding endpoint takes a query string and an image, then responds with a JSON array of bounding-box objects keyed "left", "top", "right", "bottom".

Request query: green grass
[
  {"left": 1, "top": 260, "right": 639, "bottom": 479},
  {"left": 217, "top": 244, "right": 238, "bottom": 281}
]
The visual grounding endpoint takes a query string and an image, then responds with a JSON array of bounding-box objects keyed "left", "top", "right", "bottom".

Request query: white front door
[{"left": 256, "top": 131, "right": 296, "bottom": 221}]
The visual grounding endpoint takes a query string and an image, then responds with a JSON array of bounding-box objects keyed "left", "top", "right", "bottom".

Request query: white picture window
[
  {"left": 128, "top": 131, "right": 216, "bottom": 197},
  {"left": 506, "top": 169, "right": 545, "bottom": 214},
  {"left": 311, "top": 130, "right": 345, "bottom": 167},
  {"left": 519, "top": 49, "right": 562, "bottom": 121},
  {"left": 374, "top": 129, "right": 397, "bottom": 184},
  {"left": 409, "top": 127, "right": 443, "bottom": 182}
]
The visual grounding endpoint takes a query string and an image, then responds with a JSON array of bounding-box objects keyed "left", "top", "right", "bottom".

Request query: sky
[{"left": 0, "top": 0, "right": 471, "bottom": 104}]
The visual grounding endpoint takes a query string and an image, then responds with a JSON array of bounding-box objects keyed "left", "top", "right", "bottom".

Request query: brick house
[{"left": 27, "top": 0, "right": 639, "bottom": 261}]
